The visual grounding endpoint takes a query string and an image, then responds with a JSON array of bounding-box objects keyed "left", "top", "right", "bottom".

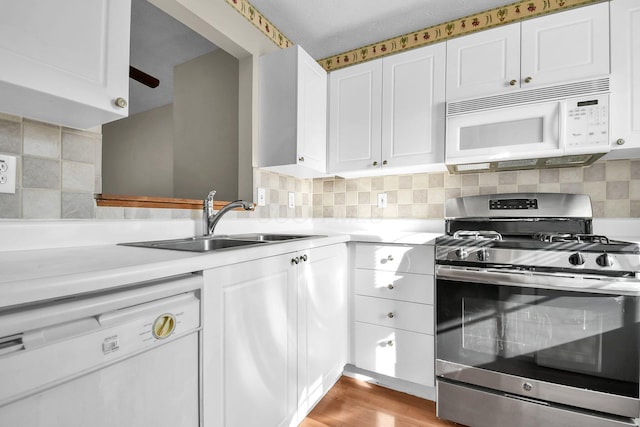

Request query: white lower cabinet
[
  {"left": 352, "top": 243, "right": 435, "bottom": 388},
  {"left": 296, "top": 244, "right": 348, "bottom": 421},
  {"left": 202, "top": 243, "right": 347, "bottom": 427},
  {"left": 355, "top": 322, "right": 434, "bottom": 386}
]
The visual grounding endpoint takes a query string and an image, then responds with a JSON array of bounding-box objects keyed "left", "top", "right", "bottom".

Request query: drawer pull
[
  {"left": 387, "top": 312, "right": 394, "bottom": 319},
  {"left": 387, "top": 255, "right": 394, "bottom": 261},
  {"left": 387, "top": 284, "right": 394, "bottom": 290},
  {"left": 387, "top": 340, "right": 394, "bottom": 347},
  {"left": 301, "top": 254, "right": 308, "bottom": 262},
  {"left": 291, "top": 257, "right": 300, "bottom": 265}
]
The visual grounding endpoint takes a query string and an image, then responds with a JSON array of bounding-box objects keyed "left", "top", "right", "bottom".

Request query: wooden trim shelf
[{"left": 95, "top": 194, "right": 245, "bottom": 211}]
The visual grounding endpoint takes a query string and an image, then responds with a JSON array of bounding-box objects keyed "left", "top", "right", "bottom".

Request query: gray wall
[
  {"left": 102, "top": 49, "right": 239, "bottom": 200},
  {"left": 102, "top": 104, "right": 174, "bottom": 197},
  {"left": 174, "top": 49, "right": 239, "bottom": 201}
]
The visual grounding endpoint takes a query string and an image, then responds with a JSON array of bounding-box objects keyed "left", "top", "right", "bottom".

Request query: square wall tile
[
  {"left": 23, "top": 121, "right": 60, "bottom": 159},
  {"left": 22, "top": 189, "right": 61, "bottom": 219}
]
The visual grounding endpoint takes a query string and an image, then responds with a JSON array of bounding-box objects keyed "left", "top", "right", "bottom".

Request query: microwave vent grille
[{"left": 447, "top": 77, "right": 610, "bottom": 115}]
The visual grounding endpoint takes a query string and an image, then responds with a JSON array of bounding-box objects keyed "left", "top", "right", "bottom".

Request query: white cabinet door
[
  {"left": 298, "top": 50, "right": 328, "bottom": 173},
  {"left": 203, "top": 254, "right": 298, "bottom": 427},
  {"left": 446, "top": 24, "right": 521, "bottom": 101},
  {"left": 297, "top": 244, "right": 348, "bottom": 420},
  {"left": 354, "top": 269, "right": 434, "bottom": 305},
  {"left": 259, "top": 45, "right": 328, "bottom": 178},
  {"left": 446, "top": 3, "right": 609, "bottom": 101},
  {"left": 354, "top": 243, "right": 434, "bottom": 274},
  {"left": 609, "top": 0, "right": 640, "bottom": 157},
  {"left": 382, "top": 43, "right": 445, "bottom": 168},
  {"left": 354, "top": 295, "right": 434, "bottom": 335},
  {"left": 328, "top": 60, "right": 383, "bottom": 173},
  {"left": 0, "top": 0, "right": 130, "bottom": 129},
  {"left": 355, "top": 322, "right": 434, "bottom": 386},
  {"left": 521, "top": 2, "right": 609, "bottom": 89}
]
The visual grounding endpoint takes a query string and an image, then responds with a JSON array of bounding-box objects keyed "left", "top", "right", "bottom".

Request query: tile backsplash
[
  {"left": 1, "top": 114, "right": 639, "bottom": 220},
  {"left": 311, "top": 160, "right": 640, "bottom": 219},
  {"left": 0, "top": 114, "right": 101, "bottom": 219}
]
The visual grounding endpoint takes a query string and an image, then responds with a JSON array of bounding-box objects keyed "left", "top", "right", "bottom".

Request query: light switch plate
[
  {"left": 0, "top": 154, "right": 17, "bottom": 194},
  {"left": 378, "top": 193, "right": 387, "bottom": 208},
  {"left": 257, "top": 187, "right": 266, "bottom": 206},
  {"left": 288, "top": 192, "right": 295, "bottom": 209}
]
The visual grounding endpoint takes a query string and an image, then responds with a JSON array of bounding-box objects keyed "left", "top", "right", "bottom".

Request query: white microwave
[{"left": 445, "top": 83, "right": 610, "bottom": 174}]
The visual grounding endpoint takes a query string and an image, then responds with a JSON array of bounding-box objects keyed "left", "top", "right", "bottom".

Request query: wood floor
[{"left": 300, "top": 376, "right": 462, "bottom": 427}]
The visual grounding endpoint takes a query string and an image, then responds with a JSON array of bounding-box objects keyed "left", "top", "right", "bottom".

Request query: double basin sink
[{"left": 121, "top": 233, "right": 322, "bottom": 252}]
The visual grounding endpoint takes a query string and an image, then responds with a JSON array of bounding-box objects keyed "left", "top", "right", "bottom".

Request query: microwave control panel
[{"left": 565, "top": 95, "right": 609, "bottom": 150}]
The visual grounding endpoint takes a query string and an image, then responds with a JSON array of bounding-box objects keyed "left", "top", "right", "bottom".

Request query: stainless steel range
[{"left": 435, "top": 193, "right": 640, "bottom": 427}]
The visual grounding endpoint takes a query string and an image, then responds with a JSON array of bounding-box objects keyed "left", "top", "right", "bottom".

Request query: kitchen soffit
[{"left": 227, "top": 0, "right": 604, "bottom": 71}]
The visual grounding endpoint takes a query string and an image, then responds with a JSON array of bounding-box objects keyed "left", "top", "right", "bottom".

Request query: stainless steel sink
[
  {"left": 120, "top": 233, "right": 323, "bottom": 252},
  {"left": 121, "top": 236, "right": 267, "bottom": 252},
  {"left": 228, "top": 233, "right": 321, "bottom": 242}
]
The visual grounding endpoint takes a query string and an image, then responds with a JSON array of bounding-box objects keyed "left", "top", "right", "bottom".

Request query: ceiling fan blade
[{"left": 129, "top": 66, "right": 160, "bottom": 88}]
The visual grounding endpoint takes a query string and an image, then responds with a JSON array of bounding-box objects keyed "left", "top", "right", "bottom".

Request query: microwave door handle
[{"left": 558, "top": 100, "right": 565, "bottom": 153}]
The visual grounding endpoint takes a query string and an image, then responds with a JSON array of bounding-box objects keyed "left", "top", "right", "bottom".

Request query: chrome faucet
[{"left": 203, "top": 190, "right": 255, "bottom": 236}]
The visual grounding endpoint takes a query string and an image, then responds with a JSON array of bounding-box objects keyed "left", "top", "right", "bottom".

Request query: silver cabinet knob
[
  {"left": 291, "top": 257, "right": 300, "bottom": 265},
  {"left": 524, "top": 76, "right": 533, "bottom": 83},
  {"left": 523, "top": 382, "right": 533, "bottom": 392},
  {"left": 387, "top": 255, "right": 394, "bottom": 261},
  {"left": 387, "top": 312, "right": 394, "bottom": 319},
  {"left": 114, "top": 97, "right": 128, "bottom": 108},
  {"left": 301, "top": 254, "right": 308, "bottom": 262},
  {"left": 373, "top": 161, "right": 379, "bottom": 167},
  {"left": 298, "top": 156, "right": 304, "bottom": 162},
  {"left": 616, "top": 138, "right": 626, "bottom": 146},
  {"left": 382, "top": 160, "right": 388, "bottom": 165},
  {"left": 387, "top": 340, "right": 394, "bottom": 347},
  {"left": 509, "top": 79, "right": 517, "bottom": 86},
  {"left": 387, "top": 284, "right": 394, "bottom": 290}
]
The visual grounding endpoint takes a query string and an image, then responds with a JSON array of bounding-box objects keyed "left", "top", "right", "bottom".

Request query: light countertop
[{"left": 0, "top": 234, "right": 351, "bottom": 309}]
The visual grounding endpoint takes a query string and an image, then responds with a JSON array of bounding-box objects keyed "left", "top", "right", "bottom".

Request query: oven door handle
[{"left": 435, "top": 265, "right": 640, "bottom": 295}]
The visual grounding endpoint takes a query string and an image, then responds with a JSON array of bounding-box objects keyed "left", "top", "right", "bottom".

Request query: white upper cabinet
[
  {"left": 259, "top": 45, "right": 328, "bottom": 178},
  {"left": 381, "top": 43, "right": 446, "bottom": 170},
  {"left": 446, "top": 24, "right": 521, "bottom": 101},
  {"left": 446, "top": 3, "right": 610, "bottom": 101},
  {"left": 608, "top": 0, "right": 640, "bottom": 158},
  {"left": 0, "top": 0, "right": 131, "bottom": 129},
  {"left": 328, "top": 60, "right": 383, "bottom": 174},
  {"left": 328, "top": 42, "right": 445, "bottom": 176}
]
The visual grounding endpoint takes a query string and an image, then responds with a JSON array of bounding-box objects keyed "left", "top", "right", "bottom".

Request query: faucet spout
[{"left": 203, "top": 191, "right": 254, "bottom": 236}]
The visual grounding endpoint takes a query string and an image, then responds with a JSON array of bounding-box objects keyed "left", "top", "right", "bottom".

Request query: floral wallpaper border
[
  {"left": 226, "top": 0, "right": 603, "bottom": 71},
  {"left": 225, "top": 0, "right": 293, "bottom": 49},
  {"left": 320, "top": 0, "right": 603, "bottom": 71}
]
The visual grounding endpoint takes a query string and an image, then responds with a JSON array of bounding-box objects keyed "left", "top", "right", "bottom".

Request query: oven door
[{"left": 436, "top": 266, "right": 640, "bottom": 418}]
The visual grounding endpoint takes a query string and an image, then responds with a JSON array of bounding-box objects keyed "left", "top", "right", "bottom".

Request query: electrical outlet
[
  {"left": 378, "top": 193, "right": 388, "bottom": 208},
  {"left": 288, "top": 192, "right": 295, "bottom": 209},
  {"left": 0, "top": 154, "right": 17, "bottom": 194},
  {"left": 257, "top": 187, "right": 266, "bottom": 206}
]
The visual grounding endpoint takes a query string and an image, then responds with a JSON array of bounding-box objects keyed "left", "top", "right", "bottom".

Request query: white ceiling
[
  {"left": 249, "top": 0, "right": 514, "bottom": 59},
  {"left": 129, "top": 0, "right": 218, "bottom": 116}
]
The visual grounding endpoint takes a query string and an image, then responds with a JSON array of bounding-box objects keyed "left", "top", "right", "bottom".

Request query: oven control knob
[
  {"left": 568, "top": 252, "right": 585, "bottom": 266},
  {"left": 455, "top": 248, "right": 468, "bottom": 260},
  {"left": 476, "top": 249, "right": 489, "bottom": 262},
  {"left": 596, "top": 253, "right": 614, "bottom": 267}
]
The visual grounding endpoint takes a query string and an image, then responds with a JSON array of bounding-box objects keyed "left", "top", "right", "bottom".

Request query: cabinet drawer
[
  {"left": 355, "top": 244, "right": 434, "bottom": 274},
  {"left": 354, "top": 322, "right": 434, "bottom": 386},
  {"left": 354, "top": 269, "right": 433, "bottom": 305},
  {"left": 354, "top": 295, "right": 433, "bottom": 334}
]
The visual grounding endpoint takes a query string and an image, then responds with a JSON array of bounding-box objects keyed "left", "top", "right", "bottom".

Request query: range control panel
[{"left": 489, "top": 198, "right": 539, "bottom": 210}]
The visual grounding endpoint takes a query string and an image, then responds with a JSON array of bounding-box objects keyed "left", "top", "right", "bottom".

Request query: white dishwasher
[{"left": 0, "top": 274, "right": 202, "bottom": 427}]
